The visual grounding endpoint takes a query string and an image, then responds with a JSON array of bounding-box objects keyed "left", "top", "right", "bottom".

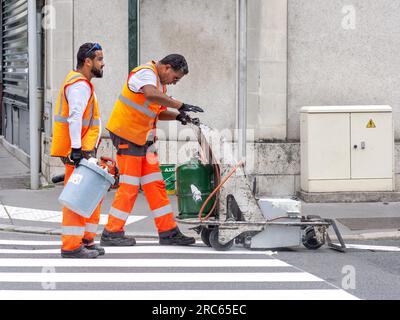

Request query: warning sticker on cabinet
[{"left": 366, "top": 119, "right": 376, "bottom": 128}]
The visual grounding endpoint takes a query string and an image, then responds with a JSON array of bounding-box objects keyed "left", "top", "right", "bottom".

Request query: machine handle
[{"left": 51, "top": 174, "right": 65, "bottom": 184}]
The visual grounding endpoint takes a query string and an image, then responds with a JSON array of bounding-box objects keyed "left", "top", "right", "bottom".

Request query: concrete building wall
[
  {"left": 252, "top": 141, "right": 400, "bottom": 197},
  {"left": 42, "top": 0, "right": 125, "bottom": 179},
  {"left": 247, "top": 0, "right": 287, "bottom": 141},
  {"left": 139, "top": 0, "right": 237, "bottom": 140},
  {"left": 43, "top": 0, "right": 129, "bottom": 140},
  {"left": 42, "top": 0, "right": 74, "bottom": 179},
  {"left": 73, "top": 0, "right": 129, "bottom": 136},
  {"left": 288, "top": 0, "right": 400, "bottom": 140},
  {"left": 40, "top": 0, "right": 400, "bottom": 199},
  {"left": 44, "top": 0, "right": 73, "bottom": 127}
]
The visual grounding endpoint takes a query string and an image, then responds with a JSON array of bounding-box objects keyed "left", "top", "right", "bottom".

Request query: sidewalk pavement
[
  {"left": 0, "top": 141, "right": 30, "bottom": 190},
  {"left": 0, "top": 143, "right": 399, "bottom": 241}
]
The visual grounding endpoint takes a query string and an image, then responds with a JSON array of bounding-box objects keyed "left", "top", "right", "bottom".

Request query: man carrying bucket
[
  {"left": 101, "top": 54, "right": 201, "bottom": 246},
  {"left": 51, "top": 43, "right": 105, "bottom": 258}
]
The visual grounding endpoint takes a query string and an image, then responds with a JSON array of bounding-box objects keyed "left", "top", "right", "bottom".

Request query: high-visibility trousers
[
  {"left": 104, "top": 151, "right": 177, "bottom": 234},
  {"left": 61, "top": 164, "right": 102, "bottom": 251}
]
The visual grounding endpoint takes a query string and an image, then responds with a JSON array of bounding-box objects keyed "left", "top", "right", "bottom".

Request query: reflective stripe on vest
[
  {"left": 147, "top": 131, "right": 155, "bottom": 142},
  {"left": 118, "top": 94, "right": 157, "bottom": 119},
  {"left": 68, "top": 74, "right": 83, "bottom": 82},
  {"left": 54, "top": 101, "right": 100, "bottom": 127},
  {"left": 54, "top": 116, "right": 101, "bottom": 127},
  {"left": 106, "top": 61, "right": 165, "bottom": 146}
]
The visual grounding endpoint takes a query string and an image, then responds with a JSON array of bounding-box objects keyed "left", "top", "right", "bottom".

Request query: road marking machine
[{"left": 175, "top": 123, "right": 346, "bottom": 252}]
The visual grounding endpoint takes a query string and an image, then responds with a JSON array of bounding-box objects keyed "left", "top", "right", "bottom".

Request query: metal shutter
[{"left": 1, "top": 0, "right": 29, "bottom": 153}]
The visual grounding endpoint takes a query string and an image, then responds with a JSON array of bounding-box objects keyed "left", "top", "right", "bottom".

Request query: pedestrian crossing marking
[
  {"left": 338, "top": 243, "right": 400, "bottom": 252},
  {"left": 0, "top": 290, "right": 358, "bottom": 300},
  {"left": 0, "top": 240, "right": 161, "bottom": 246},
  {"left": 0, "top": 244, "right": 275, "bottom": 255},
  {"left": 0, "top": 239, "right": 359, "bottom": 300},
  {"left": 0, "top": 258, "right": 290, "bottom": 267},
  {"left": 0, "top": 205, "right": 146, "bottom": 225},
  {"left": 0, "top": 272, "right": 323, "bottom": 283}
]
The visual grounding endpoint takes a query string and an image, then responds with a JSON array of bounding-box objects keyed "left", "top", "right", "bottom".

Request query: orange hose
[
  {"left": 201, "top": 164, "right": 220, "bottom": 221},
  {"left": 198, "top": 160, "right": 245, "bottom": 222}
]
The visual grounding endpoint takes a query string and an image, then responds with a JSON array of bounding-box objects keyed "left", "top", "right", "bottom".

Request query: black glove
[
  {"left": 69, "top": 148, "right": 84, "bottom": 167},
  {"left": 176, "top": 112, "right": 191, "bottom": 125},
  {"left": 176, "top": 113, "right": 201, "bottom": 126},
  {"left": 179, "top": 103, "right": 204, "bottom": 113}
]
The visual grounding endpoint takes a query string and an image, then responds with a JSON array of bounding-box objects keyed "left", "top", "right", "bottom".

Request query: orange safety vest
[
  {"left": 50, "top": 70, "right": 101, "bottom": 157},
  {"left": 106, "top": 61, "right": 167, "bottom": 146}
]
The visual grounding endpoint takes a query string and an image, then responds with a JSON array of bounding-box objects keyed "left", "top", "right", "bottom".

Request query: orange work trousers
[
  {"left": 104, "top": 152, "right": 177, "bottom": 234},
  {"left": 61, "top": 164, "right": 102, "bottom": 251}
]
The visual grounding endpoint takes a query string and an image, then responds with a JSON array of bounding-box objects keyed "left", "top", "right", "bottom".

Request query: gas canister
[{"left": 176, "top": 157, "right": 216, "bottom": 219}]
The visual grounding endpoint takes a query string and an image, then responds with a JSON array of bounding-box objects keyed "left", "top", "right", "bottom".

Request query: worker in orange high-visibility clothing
[
  {"left": 101, "top": 54, "right": 203, "bottom": 246},
  {"left": 51, "top": 43, "right": 105, "bottom": 258}
]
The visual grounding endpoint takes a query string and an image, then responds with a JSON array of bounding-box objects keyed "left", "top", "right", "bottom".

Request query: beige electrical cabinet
[{"left": 300, "top": 106, "right": 394, "bottom": 192}]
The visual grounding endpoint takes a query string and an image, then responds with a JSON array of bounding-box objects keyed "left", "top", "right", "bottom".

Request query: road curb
[{"left": 1, "top": 224, "right": 399, "bottom": 241}]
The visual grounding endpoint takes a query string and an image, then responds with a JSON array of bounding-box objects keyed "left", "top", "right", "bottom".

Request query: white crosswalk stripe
[
  {"left": 0, "top": 245, "right": 277, "bottom": 255},
  {"left": 0, "top": 239, "right": 359, "bottom": 300},
  {"left": 0, "top": 205, "right": 147, "bottom": 225},
  {"left": 0, "top": 290, "right": 357, "bottom": 300},
  {"left": 0, "top": 272, "right": 324, "bottom": 283},
  {"left": 0, "top": 258, "right": 290, "bottom": 267}
]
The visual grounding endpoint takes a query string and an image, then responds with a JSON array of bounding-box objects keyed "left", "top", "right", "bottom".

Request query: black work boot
[
  {"left": 159, "top": 227, "right": 196, "bottom": 246},
  {"left": 61, "top": 245, "right": 99, "bottom": 259},
  {"left": 100, "top": 229, "right": 136, "bottom": 247},
  {"left": 82, "top": 238, "right": 105, "bottom": 256}
]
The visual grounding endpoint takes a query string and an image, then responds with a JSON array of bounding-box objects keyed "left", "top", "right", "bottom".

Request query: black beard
[{"left": 91, "top": 67, "right": 103, "bottom": 78}]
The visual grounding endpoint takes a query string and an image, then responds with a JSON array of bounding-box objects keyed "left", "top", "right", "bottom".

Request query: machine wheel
[
  {"left": 302, "top": 227, "right": 325, "bottom": 250},
  {"left": 200, "top": 227, "right": 212, "bottom": 247},
  {"left": 209, "top": 228, "right": 234, "bottom": 251}
]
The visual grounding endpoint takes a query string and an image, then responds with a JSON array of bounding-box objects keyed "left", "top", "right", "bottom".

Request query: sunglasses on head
[{"left": 85, "top": 43, "right": 102, "bottom": 57}]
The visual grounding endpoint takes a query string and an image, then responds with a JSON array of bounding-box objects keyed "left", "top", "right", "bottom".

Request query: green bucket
[{"left": 160, "top": 164, "right": 176, "bottom": 195}]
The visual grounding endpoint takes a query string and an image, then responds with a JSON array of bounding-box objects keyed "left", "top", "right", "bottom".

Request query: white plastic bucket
[{"left": 58, "top": 158, "right": 115, "bottom": 218}]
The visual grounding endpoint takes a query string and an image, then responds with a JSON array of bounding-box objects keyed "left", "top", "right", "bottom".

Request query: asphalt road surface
[{"left": 0, "top": 231, "right": 398, "bottom": 300}]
